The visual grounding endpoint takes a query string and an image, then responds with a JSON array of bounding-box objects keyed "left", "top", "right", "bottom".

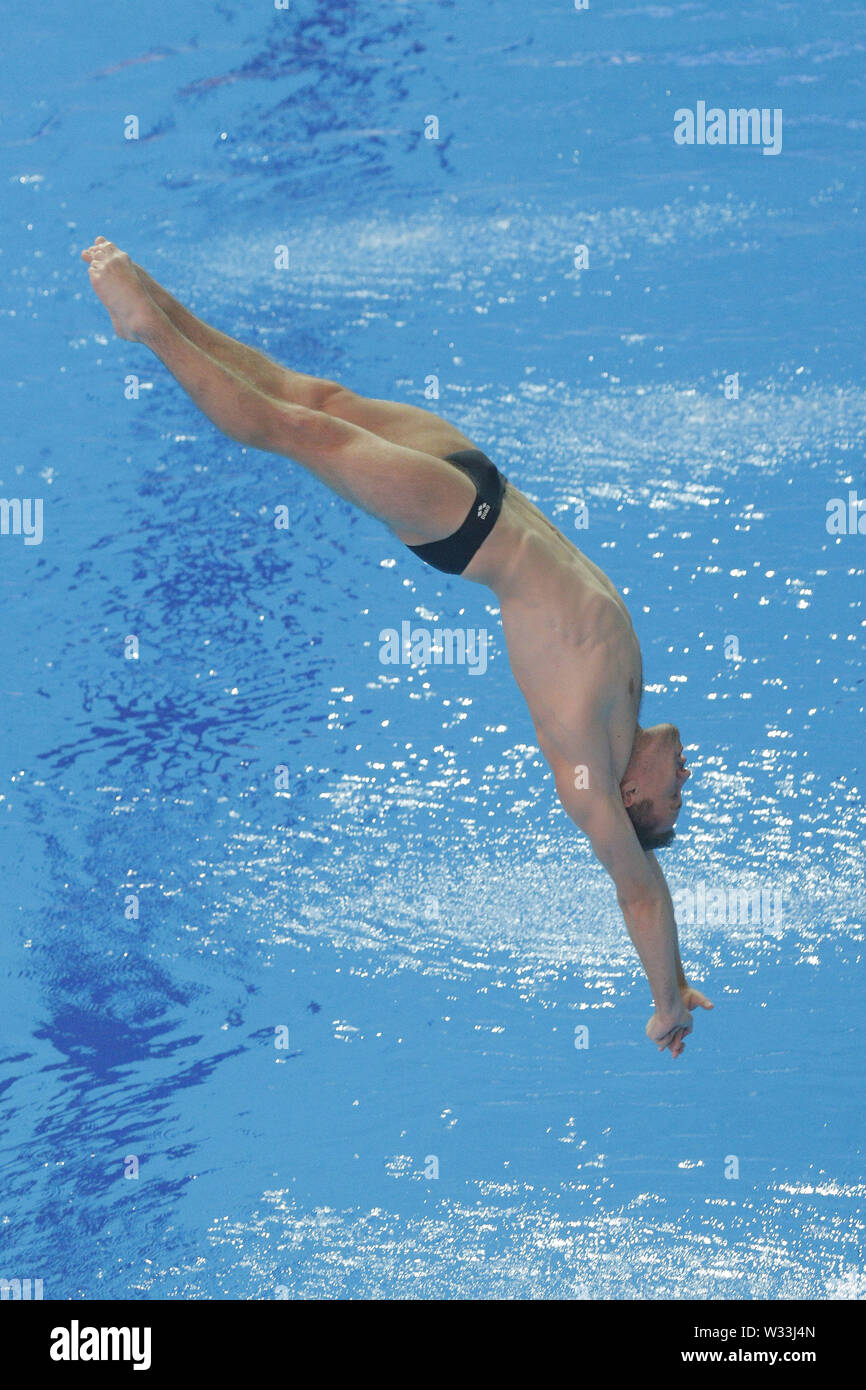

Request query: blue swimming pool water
[{"left": 1, "top": 0, "right": 864, "bottom": 1299}]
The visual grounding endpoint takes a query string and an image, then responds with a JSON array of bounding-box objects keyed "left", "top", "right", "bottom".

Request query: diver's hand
[
  {"left": 646, "top": 1004, "right": 693, "bottom": 1058},
  {"left": 646, "top": 985, "right": 713, "bottom": 1058},
  {"left": 679, "top": 983, "right": 714, "bottom": 1016}
]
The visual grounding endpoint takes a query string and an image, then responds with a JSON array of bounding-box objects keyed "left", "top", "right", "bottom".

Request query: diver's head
[{"left": 620, "top": 722, "right": 690, "bottom": 850}]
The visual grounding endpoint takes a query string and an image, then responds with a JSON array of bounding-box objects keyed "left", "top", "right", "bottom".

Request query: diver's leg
[
  {"left": 83, "top": 237, "right": 339, "bottom": 408},
  {"left": 133, "top": 259, "right": 335, "bottom": 409},
  {"left": 81, "top": 238, "right": 476, "bottom": 544},
  {"left": 318, "top": 388, "right": 477, "bottom": 458},
  {"left": 89, "top": 241, "right": 478, "bottom": 458}
]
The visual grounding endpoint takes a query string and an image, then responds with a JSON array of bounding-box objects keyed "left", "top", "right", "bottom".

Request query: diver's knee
[{"left": 318, "top": 381, "right": 357, "bottom": 414}]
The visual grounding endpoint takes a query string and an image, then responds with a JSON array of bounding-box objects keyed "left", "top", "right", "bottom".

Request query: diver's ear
[{"left": 620, "top": 781, "right": 637, "bottom": 808}]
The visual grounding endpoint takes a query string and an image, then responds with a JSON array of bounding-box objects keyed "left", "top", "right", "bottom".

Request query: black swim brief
[{"left": 407, "top": 448, "right": 507, "bottom": 575}]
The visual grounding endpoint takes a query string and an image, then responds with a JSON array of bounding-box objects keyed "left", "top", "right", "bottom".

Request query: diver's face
[{"left": 642, "top": 723, "right": 691, "bottom": 830}]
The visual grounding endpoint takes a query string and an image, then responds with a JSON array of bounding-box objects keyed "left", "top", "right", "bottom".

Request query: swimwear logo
[
  {"left": 674, "top": 102, "right": 782, "bottom": 157},
  {"left": 476, "top": 501, "right": 490, "bottom": 521},
  {"left": 379, "top": 620, "right": 489, "bottom": 676}
]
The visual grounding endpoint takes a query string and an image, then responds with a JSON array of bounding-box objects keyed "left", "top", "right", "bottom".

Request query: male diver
[{"left": 81, "top": 237, "right": 713, "bottom": 1058}]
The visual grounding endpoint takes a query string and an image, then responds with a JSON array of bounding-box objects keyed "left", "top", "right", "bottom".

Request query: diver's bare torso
[{"left": 458, "top": 480, "right": 643, "bottom": 785}]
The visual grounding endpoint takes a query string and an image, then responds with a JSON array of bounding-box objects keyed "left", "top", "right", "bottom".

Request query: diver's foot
[{"left": 80, "top": 236, "right": 156, "bottom": 341}]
